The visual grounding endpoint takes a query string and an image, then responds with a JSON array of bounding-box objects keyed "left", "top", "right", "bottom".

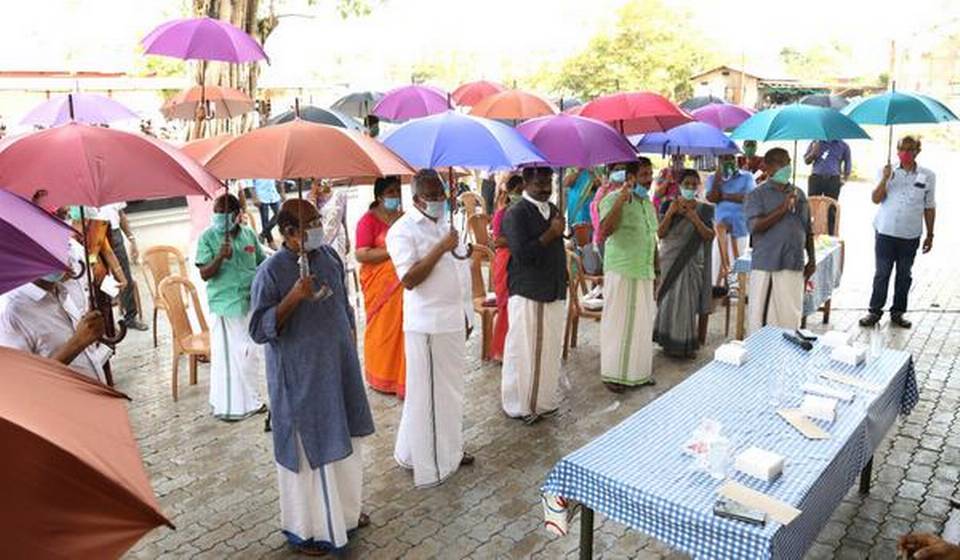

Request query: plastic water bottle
[
  {"left": 708, "top": 436, "right": 731, "bottom": 479},
  {"left": 768, "top": 365, "right": 786, "bottom": 408},
  {"left": 869, "top": 323, "right": 885, "bottom": 362}
]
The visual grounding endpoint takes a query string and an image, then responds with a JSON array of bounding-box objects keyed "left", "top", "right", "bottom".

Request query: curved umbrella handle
[
  {"left": 451, "top": 243, "right": 473, "bottom": 260},
  {"left": 99, "top": 321, "right": 127, "bottom": 346},
  {"left": 69, "top": 260, "right": 87, "bottom": 281}
]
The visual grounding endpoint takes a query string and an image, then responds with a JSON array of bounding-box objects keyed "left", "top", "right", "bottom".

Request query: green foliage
[
  {"left": 537, "top": 0, "right": 716, "bottom": 101},
  {"left": 779, "top": 42, "right": 853, "bottom": 82},
  {"left": 306, "top": 0, "right": 381, "bottom": 18}
]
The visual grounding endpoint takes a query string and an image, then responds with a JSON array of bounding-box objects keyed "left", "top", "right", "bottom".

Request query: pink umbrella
[
  {"left": 372, "top": 85, "right": 451, "bottom": 122},
  {"left": 452, "top": 80, "right": 505, "bottom": 107},
  {"left": 517, "top": 114, "right": 636, "bottom": 168},
  {"left": 0, "top": 122, "right": 221, "bottom": 209},
  {"left": 141, "top": 17, "right": 268, "bottom": 63},
  {"left": 20, "top": 93, "right": 139, "bottom": 127},
  {"left": 691, "top": 103, "right": 754, "bottom": 131},
  {"left": 579, "top": 91, "right": 693, "bottom": 135}
]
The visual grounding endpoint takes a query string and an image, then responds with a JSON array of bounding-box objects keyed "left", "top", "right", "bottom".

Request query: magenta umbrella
[
  {"left": 0, "top": 190, "right": 74, "bottom": 295},
  {"left": 691, "top": 103, "right": 754, "bottom": 131},
  {"left": 517, "top": 114, "right": 636, "bottom": 167},
  {"left": 372, "top": 85, "right": 451, "bottom": 122},
  {"left": 20, "top": 93, "right": 139, "bottom": 127},
  {"left": 141, "top": 17, "right": 268, "bottom": 63}
]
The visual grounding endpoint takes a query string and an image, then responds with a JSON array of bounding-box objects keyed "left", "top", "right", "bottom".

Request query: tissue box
[
  {"left": 715, "top": 341, "right": 747, "bottom": 366},
  {"left": 821, "top": 330, "right": 854, "bottom": 348},
  {"left": 735, "top": 447, "right": 784, "bottom": 482},
  {"left": 831, "top": 344, "right": 866, "bottom": 366},
  {"left": 801, "top": 394, "right": 838, "bottom": 422},
  {"left": 803, "top": 383, "right": 854, "bottom": 403}
]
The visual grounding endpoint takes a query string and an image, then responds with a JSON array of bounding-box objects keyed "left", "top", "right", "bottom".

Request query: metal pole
[
  {"left": 887, "top": 81, "right": 897, "bottom": 163},
  {"left": 579, "top": 507, "right": 594, "bottom": 559}
]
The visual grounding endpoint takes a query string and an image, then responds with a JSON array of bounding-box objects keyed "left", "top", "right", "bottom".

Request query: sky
[{"left": 1, "top": 0, "right": 956, "bottom": 89}]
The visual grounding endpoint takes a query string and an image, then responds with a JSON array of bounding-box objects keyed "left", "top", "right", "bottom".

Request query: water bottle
[
  {"left": 869, "top": 323, "right": 885, "bottom": 361},
  {"left": 708, "top": 435, "right": 731, "bottom": 479},
  {"left": 768, "top": 365, "right": 786, "bottom": 408}
]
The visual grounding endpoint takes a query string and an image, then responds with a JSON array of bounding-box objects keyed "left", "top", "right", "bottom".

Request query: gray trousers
[{"left": 108, "top": 228, "right": 136, "bottom": 322}]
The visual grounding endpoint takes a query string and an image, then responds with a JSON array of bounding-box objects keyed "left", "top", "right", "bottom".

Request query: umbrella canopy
[
  {"left": 330, "top": 91, "right": 383, "bottom": 118},
  {"left": 691, "top": 103, "right": 754, "bottom": 131},
  {"left": 0, "top": 122, "right": 221, "bottom": 208},
  {"left": 20, "top": 93, "right": 139, "bottom": 127},
  {"left": 841, "top": 91, "right": 959, "bottom": 125},
  {"left": 383, "top": 110, "right": 545, "bottom": 170},
  {"left": 451, "top": 80, "right": 506, "bottom": 107},
  {"left": 517, "top": 114, "right": 636, "bottom": 167},
  {"left": 372, "top": 85, "right": 451, "bottom": 122},
  {"left": 0, "top": 190, "right": 74, "bottom": 295},
  {"left": 631, "top": 121, "right": 741, "bottom": 156},
  {"left": 579, "top": 92, "right": 693, "bottom": 134},
  {"left": 468, "top": 89, "right": 558, "bottom": 120},
  {"left": 730, "top": 105, "right": 870, "bottom": 141},
  {"left": 179, "top": 133, "right": 235, "bottom": 165},
  {"left": 679, "top": 95, "right": 726, "bottom": 112},
  {"left": 161, "top": 85, "right": 254, "bottom": 120},
  {"left": 799, "top": 94, "right": 849, "bottom": 110},
  {"left": 141, "top": 16, "right": 268, "bottom": 63},
  {"left": 267, "top": 105, "right": 362, "bottom": 130},
  {"left": 204, "top": 119, "right": 415, "bottom": 180},
  {"left": 0, "top": 347, "right": 172, "bottom": 558}
]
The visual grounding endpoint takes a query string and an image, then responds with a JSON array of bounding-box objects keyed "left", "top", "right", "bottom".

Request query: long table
[
  {"left": 733, "top": 236, "right": 844, "bottom": 340},
  {"left": 541, "top": 327, "right": 917, "bottom": 559}
]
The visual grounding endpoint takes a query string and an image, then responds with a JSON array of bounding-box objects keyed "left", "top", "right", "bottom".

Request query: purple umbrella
[
  {"left": 372, "top": 85, "right": 451, "bottom": 122},
  {"left": 517, "top": 114, "right": 636, "bottom": 167},
  {"left": 631, "top": 121, "right": 740, "bottom": 156},
  {"left": 141, "top": 17, "right": 269, "bottom": 63},
  {"left": 20, "top": 93, "right": 139, "bottom": 127},
  {"left": 0, "top": 190, "right": 74, "bottom": 295},
  {"left": 691, "top": 104, "right": 754, "bottom": 131}
]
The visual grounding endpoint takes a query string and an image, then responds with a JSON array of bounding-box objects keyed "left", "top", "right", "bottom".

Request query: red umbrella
[
  {"left": 579, "top": 91, "right": 693, "bottom": 135},
  {"left": 0, "top": 122, "right": 221, "bottom": 208},
  {"left": 0, "top": 347, "right": 172, "bottom": 558},
  {"left": 179, "top": 133, "right": 235, "bottom": 165},
  {"left": 469, "top": 89, "right": 558, "bottom": 120},
  {"left": 452, "top": 80, "right": 506, "bottom": 107}
]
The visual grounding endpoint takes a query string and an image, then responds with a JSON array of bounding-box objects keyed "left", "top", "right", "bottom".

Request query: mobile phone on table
[
  {"left": 796, "top": 329, "right": 818, "bottom": 341},
  {"left": 713, "top": 499, "right": 766, "bottom": 526}
]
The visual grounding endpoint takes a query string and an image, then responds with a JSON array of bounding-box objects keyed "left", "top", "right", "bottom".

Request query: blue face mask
[
  {"left": 772, "top": 165, "right": 792, "bottom": 184},
  {"left": 422, "top": 200, "right": 447, "bottom": 220},
  {"left": 633, "top": 185, "right": 649, "bottom": 198},
  {"left": 211, "top": 212, "right": 235, "bottom": 231},
  {"left": 382, "top": 197, "right": 401, "bottom": 212},
  {"left": 680, "top": 187, "right": 697, "bottom": 200},
  {"left": 42, "top": 271, "right": 65, "bottom": 283},
  {"left": 609, "top": 169, "right": 627, "bottom": 183}
]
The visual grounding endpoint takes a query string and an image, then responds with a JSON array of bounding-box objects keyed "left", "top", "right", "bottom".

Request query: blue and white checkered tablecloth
[
  {"left": 732, "top": 239, "right": 843, "bottom": 317},
  {"left": 542, "top": 327, "right": 917, "bottom": 560}
]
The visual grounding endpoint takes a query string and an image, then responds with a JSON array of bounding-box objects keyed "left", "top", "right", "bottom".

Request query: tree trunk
[{"left": 190, "top": 0, "right": 270, "bottom": 139}]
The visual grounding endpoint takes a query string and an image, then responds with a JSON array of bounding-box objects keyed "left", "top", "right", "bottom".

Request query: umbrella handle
[
  {"left": 452, "top": 243, "right": 473, "bottom": 260},
  {"left": 69, "top": 260, "right": 86, "bottom": 281},
  {"left": 99, "top": 322, "right": 127, "bottom": 346}
]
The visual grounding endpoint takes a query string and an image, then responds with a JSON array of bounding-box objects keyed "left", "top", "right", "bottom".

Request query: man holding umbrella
[
  {"left": 803, "top": 139, "right": 851, "bottom": 233},
  {"left": 744, "top": 148, "right": 816, "bottom": 333},
  {"left": 860, "top": 135, "right": 935, "bottom": 329}
]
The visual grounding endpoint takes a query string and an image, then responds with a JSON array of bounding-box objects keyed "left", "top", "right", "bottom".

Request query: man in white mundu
[
  {"left": 500, "top": 166, "right": 568, "bottom": 422},
  {"left": 744, "top": 148, "right": 816, "bottom": 333},
  {"left": 386, "top": 169, "right": 475, "bottom": 487}
]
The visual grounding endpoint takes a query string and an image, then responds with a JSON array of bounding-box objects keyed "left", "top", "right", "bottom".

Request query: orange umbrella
[
  {"left": 204, "top": 119, "right": 415, "bottom": 180},
  {"left": 469, "top": 89, "right": 558, "bottom": 120},
  {"left": 179, "top": 133, "right": 235, "bottom": 165},
  {"left": 162, "top": 84, "right": 255, "bottom": 120},
  {"left": 452, "top": 80, "right": 505, "bottom": 107},
  {"left": 0, "top": 347, "right": 172, "bottom": 558}
]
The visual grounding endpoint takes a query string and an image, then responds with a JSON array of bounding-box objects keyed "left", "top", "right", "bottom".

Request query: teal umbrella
[
  {"left": 842, "top": 88, "right": 958, "bottom": 160},
  {"left": 731, "top": 104, "right": 870, "bottom": 183}
]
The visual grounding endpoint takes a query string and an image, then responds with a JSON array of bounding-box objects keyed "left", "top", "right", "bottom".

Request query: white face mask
[{"left": 303, "top": 226, "right": 325, "bottom": 252}]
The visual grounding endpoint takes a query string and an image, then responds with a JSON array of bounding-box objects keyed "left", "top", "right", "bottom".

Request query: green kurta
[
  {"left": 599, "top": 192, "right": 658, "bottom": 279},
  {"left": 196, "top": 225, "right": 265, "bottom": 317}
]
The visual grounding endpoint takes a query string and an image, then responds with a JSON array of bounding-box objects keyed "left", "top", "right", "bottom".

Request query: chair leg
[
  {"left": 724, "top": 298, "right": 731, "bottom": 338},
  {"left": 823, "top": 299, "right": 832, "bottom": 324},
  {"left": 171, "top": 350, "right": 180, "bottom": 401},
  {"left": 189, "top": 354, "right": 198, "bottom": 385},
  {"left": 571, "top": 315, "right": 580, "bottom": 348},
  {"left": 698, "top": 313, "right": 709, "bottom": 345},
  {"left": 152, "top": 308, "right": 159, "bottom": 348},
  {"left": 563, "top": 312, "right": 572, "bottom": 361}
]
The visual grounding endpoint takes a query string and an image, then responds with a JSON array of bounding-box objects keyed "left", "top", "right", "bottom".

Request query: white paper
[
  {"left": 100, "top": 275, "right": 120, "bottom": 298},
  {"left": 803, "top": 383, "right": 854, "bottom": 403}
]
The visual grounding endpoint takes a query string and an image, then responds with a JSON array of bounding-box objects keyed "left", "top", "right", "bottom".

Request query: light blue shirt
[
  {"left": 874, "top": 165, "right": 936, "bottom": 240},
  {"left": 706, "top": 170, "right": 756, "bottom": 238},
  {"left": 252, "top": 179, "right": 281, "bottom": 204}
]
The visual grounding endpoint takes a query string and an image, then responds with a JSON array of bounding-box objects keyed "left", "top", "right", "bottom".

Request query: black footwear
[
  {"left": 603, "top": 382, "right": 627, "bottom": 394},
  {"left": 890, "top": 314, "right": 912, "bottom": 329},
  {"left": 460, "top": 452, "right": 475, "bottom": 466},
  {"left": 357, "top": 512, "right": 371, "bottom": 529},
  {"left": 859, "top": 312, "right": 882, "bottom": 327},
  {"left": 123, "top": 318, "right": 149, "bottom": 331}
]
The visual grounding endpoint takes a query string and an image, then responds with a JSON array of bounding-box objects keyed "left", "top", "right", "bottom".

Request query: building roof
[{"left": 689, "top": 65, "right": 763, "bottom": 81}]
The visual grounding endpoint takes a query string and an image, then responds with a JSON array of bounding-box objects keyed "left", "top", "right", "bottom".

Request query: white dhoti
[
  {"left": 600, "top": 272, "right": 655, "bottom": 386},
  {"left": 395, "top": 330, "right": 466, "bottom": 488},
  {"left": 501, "top": 296, "right": 564, "bottom": 417},
  {"left": 210, "top": 313, "right": 263, "bottom": 420},
  {"left": 748, "top": 270, "right": 804, "bottom": 334},
  {"left": 277, "top": 434, "right": 363, "bottom": 553}
]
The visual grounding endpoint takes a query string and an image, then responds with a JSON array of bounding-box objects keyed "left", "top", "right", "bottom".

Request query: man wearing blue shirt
[
  {"left": 860, "top": 136, "right": 936, "bottom": 329},
  {"left": 804, "top": 139, "right": 851, "bottom": 234},
  {"left": 251, "top": 178, "right": 284, "bottom": 248}
]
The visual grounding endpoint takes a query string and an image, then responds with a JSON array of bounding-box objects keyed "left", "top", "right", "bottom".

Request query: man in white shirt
[
  {"left": 385, "top": 169, "right": 475, "bottom": 488},
  {"left": 0, "top": 271, "right": 109, "bottom": 383}
]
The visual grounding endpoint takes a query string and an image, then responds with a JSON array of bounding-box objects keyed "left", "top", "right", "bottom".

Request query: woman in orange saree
[
  {"left": 490, "top": 175, "right": 525, "bottom": 362},
  {"left": 355, "top": 177, "right": 406, "bottom": 397}
]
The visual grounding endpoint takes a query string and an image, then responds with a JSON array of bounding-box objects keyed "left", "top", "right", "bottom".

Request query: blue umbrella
[
  {"left": 630, "top": 121, "right": 740, "bottom": 156},
  {"left": 842, "top": 89, "right": 957, "bottom": 160},
  {"left": 382, "top": 110, "right": 545, "bottom": 171}
]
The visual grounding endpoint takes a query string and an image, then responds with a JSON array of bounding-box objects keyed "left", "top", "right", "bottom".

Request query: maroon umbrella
[{"left": 452, "top": 80, "right": 505, "bottom": 107}]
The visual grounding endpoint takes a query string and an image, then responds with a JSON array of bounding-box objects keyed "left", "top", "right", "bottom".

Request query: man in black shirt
[{"left": 500, "top": 166, "right": 568, "bottom": 423}]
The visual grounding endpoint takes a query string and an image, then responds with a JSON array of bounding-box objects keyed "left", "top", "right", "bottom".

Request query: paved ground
[{"left": 121, "top": 145, "right": 960, "bottom": 559}]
